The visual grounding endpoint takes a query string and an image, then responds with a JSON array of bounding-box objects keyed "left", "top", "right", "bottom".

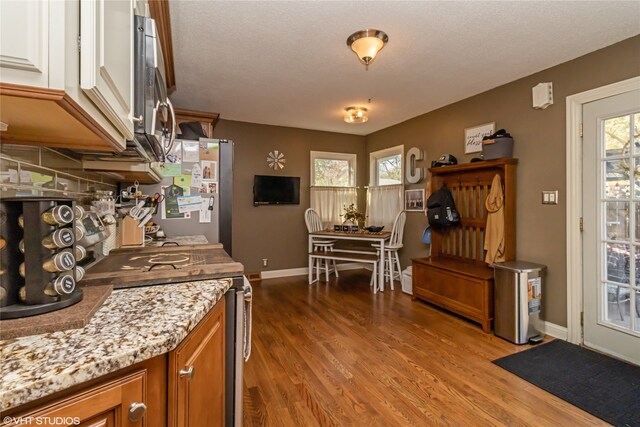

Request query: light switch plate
[{"left": 542, "top": 190, "right": 559, "bottom": 205}]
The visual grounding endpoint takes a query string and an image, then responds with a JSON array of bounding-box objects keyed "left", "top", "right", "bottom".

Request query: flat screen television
[{"left": 253, "top": 175, "right": 300, "bottom": 206}]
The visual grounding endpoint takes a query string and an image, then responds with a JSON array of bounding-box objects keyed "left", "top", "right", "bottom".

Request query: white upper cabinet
[
  {"left": 80, "top": 0, "right": 135, "bottom": 141},
  {"left": 0, "top": 0, "right": 140, "bottom": 151},
  {"left": 0, "top": 1, "right": 51, "bottom": 87}
]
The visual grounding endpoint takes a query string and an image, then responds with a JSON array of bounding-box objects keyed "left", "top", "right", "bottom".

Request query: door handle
[
  {"left": 179, "top": 365, "right": 195, "bottom": 379},
  {"left": 163, "top": 98, "right": 177, "bottom": 157}
]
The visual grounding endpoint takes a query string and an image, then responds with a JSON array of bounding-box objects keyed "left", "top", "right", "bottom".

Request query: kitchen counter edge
[{"left": 0, "top": 278, "right": 233, "bottom": 412}]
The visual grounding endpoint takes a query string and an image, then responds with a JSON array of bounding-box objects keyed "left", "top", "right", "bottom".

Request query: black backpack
[{"left": 426, "top": 186, "right": 460, "bottom": 228}]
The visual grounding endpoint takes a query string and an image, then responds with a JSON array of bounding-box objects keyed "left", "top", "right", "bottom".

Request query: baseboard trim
[
  {"left": 535, "top": 320, "right": 568, "bottom": 340},
  {"left": 260, "top": 263, "right": 370, "bottom": 280},
  {"left": 245, "top": 273, "right": 261, "bottom": 282}
]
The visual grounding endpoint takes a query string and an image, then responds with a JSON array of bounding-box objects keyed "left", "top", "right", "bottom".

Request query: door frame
[{"left": 565, "top": 76, "right": 640, "bottom": 344}]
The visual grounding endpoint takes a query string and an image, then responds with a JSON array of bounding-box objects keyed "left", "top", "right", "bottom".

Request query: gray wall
[
  {"left": 365, "top": 35, "right": 640, "bottom": 326},
  {"left": 213, "top": 120, "right": 366, "bottom": 273}
]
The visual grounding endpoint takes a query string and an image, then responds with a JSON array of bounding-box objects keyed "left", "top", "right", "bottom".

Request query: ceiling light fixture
[
  {"left": 346, "top": 29, "right": 389, "bottom": 69},
  {"left": 344, "top": 106, "right": 368, "bottom": 124}
]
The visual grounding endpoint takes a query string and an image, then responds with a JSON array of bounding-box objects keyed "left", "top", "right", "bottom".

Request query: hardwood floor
[{"left": 243, "top": 269, "right": 606, "bottom": 426}]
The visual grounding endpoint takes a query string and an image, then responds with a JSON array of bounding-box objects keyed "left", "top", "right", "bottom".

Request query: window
[
  {"left": 310, "top": 151, "right": 358, "bottom": 226},
  {"left": 311, "top": 151, "right": 356, "bottom": 187},
  {"left": 370, "top": 145, "right": 403, "bottom": 186},
  {"left": 367, "top": 145, "right": 404, "bottom": 228}
]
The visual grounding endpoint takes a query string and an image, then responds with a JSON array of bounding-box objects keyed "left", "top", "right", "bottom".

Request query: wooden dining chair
[
  {"left": 304, "top": 208, "right": 338, "bottom": 282},
  {"left": 371, "top": 210, "right": 407, "bottom": 290}
]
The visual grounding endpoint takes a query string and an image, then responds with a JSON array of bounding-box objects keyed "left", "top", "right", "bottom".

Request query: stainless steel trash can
[{"left": 493, "top": 261, "right": 546, "bottom": 344}]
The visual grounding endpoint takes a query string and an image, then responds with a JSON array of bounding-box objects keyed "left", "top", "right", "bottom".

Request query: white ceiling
[{"left": 168, "top": 1, "right": 640, "bottom": 136}]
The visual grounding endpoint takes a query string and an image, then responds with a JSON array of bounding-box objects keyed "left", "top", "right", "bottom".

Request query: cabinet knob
[
  {"left": 179, "top": 365, "right": 195, "bottom": 379},
  {"left": 128, "top": 402, "right": 147, "bottom": 422}
]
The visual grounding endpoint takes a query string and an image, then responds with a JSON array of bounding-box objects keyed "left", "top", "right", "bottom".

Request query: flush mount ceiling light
[
  {"left": 344, "top": 106, "right": 368, "bottom": 124},
  {"left": 346, "top": 29, "right": 389, "bottom": 69}
]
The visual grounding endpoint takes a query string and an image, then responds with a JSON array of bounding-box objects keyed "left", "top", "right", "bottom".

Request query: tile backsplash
[{"left": 0, "top": 144, "right": 117, "bottom": 200}]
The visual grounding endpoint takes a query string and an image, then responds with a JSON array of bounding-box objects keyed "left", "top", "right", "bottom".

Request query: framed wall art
[
  {"left": 464, "top": 122, "right": 495, "bottom": 154},
  {"left": 405, "top": 189, "right": 425, "bottom": 212}
]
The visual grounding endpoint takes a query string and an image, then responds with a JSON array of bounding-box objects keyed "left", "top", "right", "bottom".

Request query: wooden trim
[
  {"left": 174, "top": 108, "right": 220, "bottom": 138},
  {"left": 0, "top": 82, "right": 64, "bottom": 100},
  {"left": 149, "top": 0, "right": 176, "bottom": 94},
  {"left": 0, "top": 83, "right": 123, "bottom": 152},
  {"left": 174, "top": 108, "right": 220, "bottom": 123},
  {"left": 428, "top": 157, "right": 518, "bottom": 174},
  {"left": 57, "top": 93, "right": 122, "bottom": 150}
]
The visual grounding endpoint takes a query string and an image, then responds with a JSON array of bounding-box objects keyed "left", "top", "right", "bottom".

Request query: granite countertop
[
  {"left": 145, "top": 234, "right": 209, "bottom": 247},
  {"left": 0, "top": 278, "right": 233, "bottom": 412}
]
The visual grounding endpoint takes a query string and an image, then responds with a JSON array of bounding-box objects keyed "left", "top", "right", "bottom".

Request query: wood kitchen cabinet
[
  {"left": 169, "top": 298, "right": 226, "bottom": 427},
  {"left": 2, "top": 298, "right": 227, "bottom": 426},
  {"left": 0, "top": 0, "right": 139, "bottom": 151},
  {"left": 175, "top": 109, "right": 220, "bottom": 139},
  {"left": 5, "top": 370, "right": 149, "bottom": 427}
]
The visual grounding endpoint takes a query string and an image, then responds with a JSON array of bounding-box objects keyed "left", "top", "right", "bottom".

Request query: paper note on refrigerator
[
  {"left": 174, "top": 174, "right": 192, "bottom": 187},
  {"left": 160, "top": 163, "right": 182, "bottom": 177},
  {"left": 191, "top": 163, "right": 203, "bottom": 188},
  {"left": 182, "top": 140, "right": 200, "bottom": 163},
  {"left": 177, "top": 195, "right": 202, "bottom": 213},
  {"left": 199, "top": 198, "right": 212, "bottom": 223}
]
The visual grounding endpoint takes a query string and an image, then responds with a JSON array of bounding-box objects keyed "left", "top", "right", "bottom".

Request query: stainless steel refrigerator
[{"left": 140, "top": 138, "right": 233, "bottom": 255}]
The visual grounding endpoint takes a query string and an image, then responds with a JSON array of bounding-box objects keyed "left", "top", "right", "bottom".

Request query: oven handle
[{"left": 242, "top": 279, "right": 253, "bottom": 361}]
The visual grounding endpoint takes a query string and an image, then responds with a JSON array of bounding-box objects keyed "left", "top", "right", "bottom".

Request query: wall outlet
[
  {"left": 262, "top": 258, "right": 268, "bottom": 267},
  {"left": 542, "top": 190, "right": 559, "bottom": 205}
]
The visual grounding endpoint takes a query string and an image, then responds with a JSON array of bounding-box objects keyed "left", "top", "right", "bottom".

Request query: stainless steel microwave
[{"left": 133, "top": 15, "right": 176, "bottom": 162}]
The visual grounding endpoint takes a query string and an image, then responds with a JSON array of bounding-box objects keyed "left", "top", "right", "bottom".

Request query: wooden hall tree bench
[{"left": 412, "top": 158, "right": 517, "bottom": 332}]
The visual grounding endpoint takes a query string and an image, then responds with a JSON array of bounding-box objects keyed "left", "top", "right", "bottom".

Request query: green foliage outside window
[{"left": 314, "top": 159, "right": 352, "bottom": 187}]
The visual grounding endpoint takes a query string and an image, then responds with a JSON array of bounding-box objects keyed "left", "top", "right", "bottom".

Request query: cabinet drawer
[
  {"left": 413, "top": 262, "right": 494, "bottom": 328},
  {"left": 6, "top": 370, "right": 147, "bottom": 427},
  {"left": 414, "top": 265, "right": 485, "bottom": 311}
]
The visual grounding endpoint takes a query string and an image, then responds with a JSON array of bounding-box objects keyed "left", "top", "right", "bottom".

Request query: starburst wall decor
[{"left": 267, "top": 150, "right": 286, "bottom": 170}]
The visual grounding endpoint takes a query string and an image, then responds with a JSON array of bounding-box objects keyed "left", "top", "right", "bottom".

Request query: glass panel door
[{"left": 583, "top": 89, "right": 640, "bottom": 364}]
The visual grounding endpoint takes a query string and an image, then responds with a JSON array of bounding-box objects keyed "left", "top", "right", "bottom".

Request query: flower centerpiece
[{"left": 341, "top": 203, "right": 366, "bottom": 228}]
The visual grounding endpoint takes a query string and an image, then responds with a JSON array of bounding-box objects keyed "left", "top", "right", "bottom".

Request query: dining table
[{"left": 308, "top": 229, "right": 392, "bottom": 291}]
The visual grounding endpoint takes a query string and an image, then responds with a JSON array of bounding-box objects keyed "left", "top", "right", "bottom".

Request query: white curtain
[
  {"left": 366, "top": 185, "right": 403, "bottom": 229},
  {"left": 310, "top": 187, "right": 358, "bottom": 227}
]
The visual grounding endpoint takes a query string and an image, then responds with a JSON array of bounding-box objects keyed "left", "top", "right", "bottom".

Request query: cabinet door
[
  {"left": 170, "top": 300, "right": 226, "bottom": 427},
  {"left": 6, "top": 371, "right": 147, "bottom": 427},
  {"left": 80, "top": 0, "right": 135, "bottom": 140},
  {"left": 0, "top": 1, "right": 49, "bottom": 87}
]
